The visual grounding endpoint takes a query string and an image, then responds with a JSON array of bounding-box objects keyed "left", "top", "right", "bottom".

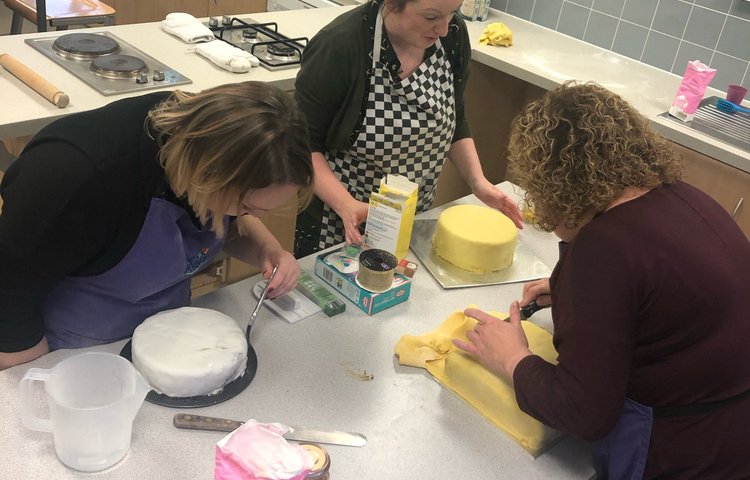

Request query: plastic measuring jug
[{"left": 19, "top": 352, "right": 150, "bottom": 472}]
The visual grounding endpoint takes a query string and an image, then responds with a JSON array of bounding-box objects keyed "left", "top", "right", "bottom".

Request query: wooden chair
[{"left": 3, "top": 0, "right": 115, "bottom": 34}]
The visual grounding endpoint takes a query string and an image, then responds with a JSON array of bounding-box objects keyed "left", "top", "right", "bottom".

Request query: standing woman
[
  {"left": 294, "top": 0, "right": 522, "bottom": 250},
  {"left": 454, "top": 82, "right": 750, "bottom": 479},
  {"left": 0, "top": 81, "right": 313, "bottom": 369}
]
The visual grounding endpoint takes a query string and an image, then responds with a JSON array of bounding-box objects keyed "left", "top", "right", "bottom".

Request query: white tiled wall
[{"left": 491, "top": 0, "right": 750, "bottom": 90}]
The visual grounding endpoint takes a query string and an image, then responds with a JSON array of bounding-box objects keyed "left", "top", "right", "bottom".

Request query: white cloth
[
  {"left": 195, "top": 40, "right": 260, "bottom": 73},
  {"left": 161, "top": 12, "right": 215, "bottom": 43}
]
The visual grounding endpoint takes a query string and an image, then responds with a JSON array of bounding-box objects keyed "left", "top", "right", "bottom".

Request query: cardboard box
[
  {"left": 364, "top": 174, "right": 418, "bottom": 260},
  {"left": 314, "top": 252, "right": 411, "bottom": 315}
]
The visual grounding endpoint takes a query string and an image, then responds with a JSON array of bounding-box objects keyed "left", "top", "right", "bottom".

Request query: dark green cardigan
[{"left": 294, "top": 0, "right": 472, "bottom": 153}]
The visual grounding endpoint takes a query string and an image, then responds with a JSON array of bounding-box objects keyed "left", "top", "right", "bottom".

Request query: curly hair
[
  {"left": 147, "top": 81, "right": 313, "bottom": 237},
  {"left": 508, "top": 81, "right": 682, "bottom": 232}
]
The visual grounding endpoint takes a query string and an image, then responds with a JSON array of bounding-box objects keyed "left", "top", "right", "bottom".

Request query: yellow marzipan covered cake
[
  {"left": 432, "top": 205, "right": 517, "bottom": 273},
  {"left": 395, "top": 309, "right": 563, "bottom": 456}
]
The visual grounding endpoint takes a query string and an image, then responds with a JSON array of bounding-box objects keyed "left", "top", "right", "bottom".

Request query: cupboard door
[
  {"left": 433, "top": 60, "right": 546, "bottom": 208},
  {"left": 157, "top": 0, "right": 208, "bottom": 21},
  {"left": 671, "top": 142, "right": 750, "bottom": 238},
  {"left": 190, "top": 197, "right": 297, "bottom": 297},
  {"left": 190, "top": 258, "right": 228, "bottom": 298},
  {"left": 208, "top": 0, "right": 267, "bottom": 16},
  {"left": 104, "top": 0, "right": 158, "bottom": 25}
]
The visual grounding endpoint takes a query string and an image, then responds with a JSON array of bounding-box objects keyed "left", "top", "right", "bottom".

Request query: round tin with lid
[{"left": 300, "top": 443, "right": 331, "bottom": 479}]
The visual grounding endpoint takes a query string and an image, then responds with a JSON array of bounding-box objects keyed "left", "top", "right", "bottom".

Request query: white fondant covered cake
[
  {"left": 432, "top": 204, "right": 518, "bottom": 273},
  {"left": 132, "top": 307, "right": 247, "bottom": 397}
]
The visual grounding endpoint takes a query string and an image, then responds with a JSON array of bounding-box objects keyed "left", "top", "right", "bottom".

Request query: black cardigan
[
  {"left": 0, "top": 92, "right": 176, "bottom": 351},
  {"left": 294, "top": 0, "right": 472, "bottom": 154}
]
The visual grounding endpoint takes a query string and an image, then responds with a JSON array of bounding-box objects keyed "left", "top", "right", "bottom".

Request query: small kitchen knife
[
  {"left": 519, "top": 298, "right": 549, "bottom": 320},
  {"left": 173, "top": 414, "right": 367, "bottom": 447}
]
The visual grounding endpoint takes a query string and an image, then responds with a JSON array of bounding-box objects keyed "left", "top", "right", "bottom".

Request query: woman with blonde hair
[
  {"left": 454, "top": 82, "right": 750, "bottom": 479},
  {"left": 0, "top": 81, "right": 313, "bottom": 369}
]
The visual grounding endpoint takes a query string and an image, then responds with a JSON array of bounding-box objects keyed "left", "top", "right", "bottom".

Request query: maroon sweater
[{"left": 513, "top": 182, "right": 750, "bottom": 479}]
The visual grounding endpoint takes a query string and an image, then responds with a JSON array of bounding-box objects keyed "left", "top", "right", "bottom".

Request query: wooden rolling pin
[{"left": 0, "top": 53, "right": 69, "bottom": 108}]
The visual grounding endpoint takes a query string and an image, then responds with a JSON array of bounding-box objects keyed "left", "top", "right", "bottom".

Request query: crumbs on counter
[{"left": 343, "top": 363, "right": 375, "bottom": 381}]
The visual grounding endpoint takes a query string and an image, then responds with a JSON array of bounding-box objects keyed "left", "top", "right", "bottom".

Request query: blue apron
[
  {"left": 591, "top": 398, "right": 653, "bottom": 479},
  {"left": 42, "top": 197, "right": 227, "bottom": 350}
]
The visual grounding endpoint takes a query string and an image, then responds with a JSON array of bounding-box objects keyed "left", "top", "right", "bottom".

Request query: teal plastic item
[
  {"left": 297, "top": 271, "right": 346, "bottom": 317},
  {"left": 716, "top": 98, "right": 750, "bottom": 114}
]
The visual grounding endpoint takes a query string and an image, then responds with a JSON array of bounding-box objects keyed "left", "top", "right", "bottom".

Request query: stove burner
[
  {"left": 53, "top": 33, "right": 120, "bottom": 61},
  {"left": 241, "top": 29, "right": 260, "bottom": 43},
  {"left": 90, "top": 54, "right": 148, "bottom": 80},
  {"left": 265, "top": 42, "right": 298, "bottom": 60},
  {"left": 205, "top": 18, "right": 307, "bottom": 71}
]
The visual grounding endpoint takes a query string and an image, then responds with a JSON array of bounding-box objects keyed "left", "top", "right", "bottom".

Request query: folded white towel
[
  {"left": 161, "top": 12, "right": 215, "bottom": 43},
  {"left": 195, "top": 40, "right": 260, "bottom": 73}
]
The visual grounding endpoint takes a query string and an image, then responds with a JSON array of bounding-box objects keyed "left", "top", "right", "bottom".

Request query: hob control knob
[
  {"left": 136, "top": 73, "right": 149, "bottom": 84},
  {"left": 153, "top": 70, "right": 165, "bottom": 82},
  {"left": 208, "top": 17, "right": 218, "bottom": 27},
  {"left": 221, "top": 15, "right": 232, "bottom": 25}
]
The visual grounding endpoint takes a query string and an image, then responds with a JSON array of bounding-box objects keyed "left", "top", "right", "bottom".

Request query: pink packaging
[
  {"left": 214, "top": 420, "right": 312, "bottom": 480},
  {"left": 669, "top": 60, "right": 717, "bottom": 122}
]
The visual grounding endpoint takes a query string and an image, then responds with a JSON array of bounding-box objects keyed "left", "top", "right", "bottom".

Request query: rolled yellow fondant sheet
[{"left": 395, "top": 308, "right": 563, "bottom": 456}]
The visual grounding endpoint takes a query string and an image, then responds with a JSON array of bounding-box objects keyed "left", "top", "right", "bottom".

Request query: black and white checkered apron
[{"left": 319, "top": 8, "right": 457, "bottom": 249}]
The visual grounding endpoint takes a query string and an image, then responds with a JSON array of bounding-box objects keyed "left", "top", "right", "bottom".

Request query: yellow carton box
[{"left": 365, "top": 175, "right": 417, "bottom": 260}]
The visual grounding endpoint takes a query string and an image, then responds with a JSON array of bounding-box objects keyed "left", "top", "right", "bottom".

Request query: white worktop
[
  {"left": 0, "top": 7, "right": 748, "bottom": 173},
  {"left": 0, "top": 183, "right": 595, "bottom": 479}
]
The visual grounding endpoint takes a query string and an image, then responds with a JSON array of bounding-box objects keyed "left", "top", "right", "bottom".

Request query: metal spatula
[{"left": 246, "top": 264, "right": 278, "bottom": 341}]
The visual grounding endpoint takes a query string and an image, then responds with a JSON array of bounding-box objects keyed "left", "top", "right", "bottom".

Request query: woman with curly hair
[
  {"left": 454, "top": 82, "right": 750, "bottom": 479},
  {"left": 0, "top": 81, "right": 313, "bottom": 369}
]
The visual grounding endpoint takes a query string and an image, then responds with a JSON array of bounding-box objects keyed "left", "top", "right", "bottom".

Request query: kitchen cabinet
[
  {"left": 433, "top": 60, "right": 545, "bottom": 207},
  {"left": 100, "top": 0, "right": 266, "bottom": 26},
  {"left": 157, "top": 1, "right": 208, "bottom": 20},
  {"left": 671, "top": 141, "right": 750, "bottom": 238},
  {"left": 99, "top": 0, "right": 155, "bottom": 25},
  {"left": 190, "top": 198, "right": 297, "bottom": 298},
  {"left": 207, "top": 0, "right": 266, "bottom": 17}
]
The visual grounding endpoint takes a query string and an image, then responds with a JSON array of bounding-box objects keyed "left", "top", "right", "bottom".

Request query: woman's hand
[
  {"left": 259, "top": 248, "right": 299, "bottom": 299},
  {"left": 223, "top": 216, "right": 300, "bottom": 299},
  {"left": 472, "top": 179, "right": 524, "bottom": 229},
  {"left": 446, "top": 139, "right": 523, "bottom": 229},
  {"left": 335, "top": 198, "right": 369, "bottom": 245},
  {"left": 309, "top": 152, "right": 369, "bottom": 245},
  {"left": 521, "top": 278, "right": 551, "bottom": 309},
  {"left": 452, "top": 302, "right": 533, "bottom": 381}
]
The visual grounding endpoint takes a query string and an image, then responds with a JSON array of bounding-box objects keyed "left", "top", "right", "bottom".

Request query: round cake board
[{"left": 119, "top": 340, "right": 257, "bottom": 408}]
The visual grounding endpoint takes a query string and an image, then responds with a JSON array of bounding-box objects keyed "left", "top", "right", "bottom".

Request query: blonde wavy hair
[
  {"left": 147, "top": 81, "right": 313, "bottom": 237},
  {"left": 508, "top": 81, "right": 682, "bottom": 232}
]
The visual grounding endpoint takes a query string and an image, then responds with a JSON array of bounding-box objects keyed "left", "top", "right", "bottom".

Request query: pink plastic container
[{"left": 726, "top": 84, "right": 748, "bottom": 105}]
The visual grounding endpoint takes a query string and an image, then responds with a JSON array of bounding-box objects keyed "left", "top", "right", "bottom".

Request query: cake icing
[
  {"left": 132, "top": 307, "right": 247, "bottom": 397},
  {"left": 443, "top": 319, "right": 563, "bottom": 456},
  {"left": 395, "top": 309, "right": 563, "bottom": 456},
  {"left": 432, "top": 205, "right": 517, "bottom": 273}
]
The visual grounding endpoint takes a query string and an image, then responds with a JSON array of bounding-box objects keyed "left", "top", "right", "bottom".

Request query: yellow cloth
[
  {"left": 395, "top": 308, "right": 563, "bottom": 456},
  {"left": 479, "top": 22, "right": 513, "bottom": 46}
]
